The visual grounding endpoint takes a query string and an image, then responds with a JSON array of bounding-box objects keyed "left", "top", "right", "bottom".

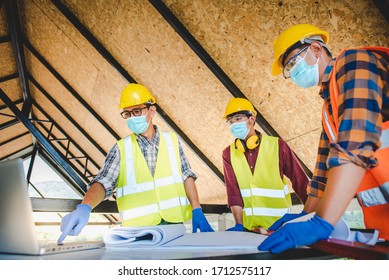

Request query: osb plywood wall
[
  {"left": 162, "top": 0, "right": 389, "bottom": 167},
  {"left": 1, "top": 0, "right": 388, "bottom": 205}
]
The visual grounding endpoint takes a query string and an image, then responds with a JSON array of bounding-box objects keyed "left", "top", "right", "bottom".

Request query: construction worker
[
  {"left": 58, "top": 83, "right": 213, "bottom": 243},
  {"left": 222, "top": 97, "right": 309, "bottom": 232},
  {"left": 259, "top": 24, "right": 389, "bottom": 253}
]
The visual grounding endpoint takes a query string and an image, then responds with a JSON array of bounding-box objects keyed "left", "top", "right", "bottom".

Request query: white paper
[
  {"left": 103, "top": 224, "right": 187, "bottom": 248},
  {"left": 163, "top": 231, "right": 267, "bottom": 250}
]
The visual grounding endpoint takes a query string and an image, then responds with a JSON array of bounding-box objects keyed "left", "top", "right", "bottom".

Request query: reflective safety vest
[
  {"left": 322, "top": 47, "right": 389, "bottom": 239},
  {"left": 230, "top": 135, "right": 291, "bottom": 230},
  {"left": 116, "top": 131, "right": 191, "bottom": 226}
]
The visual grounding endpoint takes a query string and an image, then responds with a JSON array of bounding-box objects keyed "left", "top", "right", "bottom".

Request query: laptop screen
[{"left": 0, "top": 159, "right": 41, "bottom": 254}]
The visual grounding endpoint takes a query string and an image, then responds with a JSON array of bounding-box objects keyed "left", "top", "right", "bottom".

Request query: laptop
[{"left": 0, "top": 158, "right": 104, "bottom": 255}]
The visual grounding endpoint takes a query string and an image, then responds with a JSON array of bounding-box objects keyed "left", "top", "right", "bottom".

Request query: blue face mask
[
  {"left": 290, "top": 49, "right": 319, "bottom": 89},
  {"left": 126, "top": 114, "right": 150, "bottom": 134},
  {"left": 230, "top": 121, "right": 249, "bottom": 140}
]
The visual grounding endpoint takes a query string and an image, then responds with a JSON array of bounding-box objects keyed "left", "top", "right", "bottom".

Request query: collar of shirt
[
  {"left": 134, "top": 125, "right": 160, "bottom": 151},
  {"left": 319, "top": 58, "right": 336, "bottom": 99}
]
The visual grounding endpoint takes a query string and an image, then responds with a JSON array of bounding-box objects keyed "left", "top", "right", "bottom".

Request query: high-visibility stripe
[
  {"left": 155, "top": 175, "right": 182, "bottom": 188},
  {"left": 159, "top": 197, "right": 190, "bottom": 210},
  {"left": 322, "top": 107, "right": 337, "bottom": 143},
  {"left": 117, "top": 175, "right": 183, "bottom": 199},
  {"left": 123, "top": 136, "right": 136, "bottom": 198},
  {"left": 244, "top": 207, "right": 291, "bottom": 217},
  {"left": 116, "top": 181, "right": 154, "bottom": 198},
  {"left": 240, "top": 184, "right": 289, "bottom": 198},
  {"left": 163, "top": 131, "right": 183, "bottom": 184},
  {"left": 381, "top": 129, "right": 389, "bottom": 149},
  {"left": 358, "top": 181, "right": 389, "bottom": 207},
  {"left": 122, "top": 203, "right": 159, "bottom": 221},
  {"left": 121, "top": 197, "right": 190, "bottom": 221}
]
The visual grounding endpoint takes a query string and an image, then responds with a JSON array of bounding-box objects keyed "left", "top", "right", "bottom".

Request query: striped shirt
[
  {"left": 308, "top": 48, "right": 389, "bottom": 197},
  {"left": 89, "top": 125, "right": 197, "bottom": 198}
]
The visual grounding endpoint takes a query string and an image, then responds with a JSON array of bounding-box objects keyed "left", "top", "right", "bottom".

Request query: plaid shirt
[
  {"left": 89, "top": 125, "right": 197, "bottom": 198},
  {"left": 308, "top": 48, "right": 389, "bottom": 197}
]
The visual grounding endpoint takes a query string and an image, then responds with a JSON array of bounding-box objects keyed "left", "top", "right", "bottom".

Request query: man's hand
[
  {"left": 57, "top": 204, "right": 92, "bottom": 244},
  {"left": 226, "top": 224, "right": 244, "bottom": 232},
  {"left": 258, "top": 215, "right": 334, "bottom": 254},
  {"left": 268, "top": 211, "right": 307, "bottom": 231},
  {"left": 192, "top": 208, "right": 214, "bottom": 233}
]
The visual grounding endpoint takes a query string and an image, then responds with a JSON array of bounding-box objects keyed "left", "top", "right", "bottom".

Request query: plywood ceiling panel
[
  {"left": 0, "top": 122, "right": 29, "bottom": 142},
  {"left": 0, "top": 43, "right": 16, "bottom": 77},
  {"left": 163, "top": 0, "right": 389, "bottom": 171},
  {"left": 2, "top": 0, "right": 387, "bottom": 204},
  {"left": 62, "top": 0, "right": 236, "bottom": 171},
  {"left": 0, "top": 133, "right": 32, "bottom": 159},
  {"left": 0, "top": 7, "right": 8, "bottom": 36}
]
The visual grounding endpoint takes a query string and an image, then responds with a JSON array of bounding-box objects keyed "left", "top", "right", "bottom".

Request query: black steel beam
[
  {"left": 149, "top": 0, "right": 277, "bottom": 136},
  {"left": 50, "top": 0, "right": 224, "bottom": 182},
  {"left": 4, "top": 0, "right": 32, "bottom": 114},
  {"left": 30, "top": 197, "right": 300, "bottom": 213},
  {"left": 0, "top": 130, "right": 29, "bottom": 146},
  {"left": 29, "top": 76, "right": 108, "bottom": 157},
  {"left": 0, "top": 72, "right": 19, "bottom": 83},
  {"left": 0, "top": 118, "right": 19, "bottom": 130},
  {"left": 33, "top": 111, "right": 93, "bottom": 180},
  {"left": 23, "top": 40, "right": 121, "bottom": 141},
  {"left": 0, "top": 87, "right": 88, "bottom": 192},
  {"left": 26, "top": 143, "right": 38, "bottom": 183},
  {"left": 149, "top": 0, "right": 313, "bottom": 178},
  {"left": 31, "top": 198, "right": 118, "bottom": 213},
  {"left": 32, "top": 89, "right": 101, "bottom": 175},
  {"left": 30, "top": 197, "right": 233, "bottom": 214},
  {"left": 37, "top": 146, "right": 88, "bottom": 195},
  {"left": 0, "top": 99, "right": 24, "bottom": 130},
  {"left": 33, "top": 103, "right": 99, "bottom": 180},
  {"left": 0, "top": 34, "right": 10, "bottom": 43},
  {"left": 373, "top": 0, "right": 389, "bottom": 22},
  {"left": 0, "top": 97, "right": 23, "bottom": 110},
  {"left": 0, "top": 143, "right": 33, "bottom": 161}
]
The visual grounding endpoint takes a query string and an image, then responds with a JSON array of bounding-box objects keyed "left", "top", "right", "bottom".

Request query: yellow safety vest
[
  {"left": 116, "top": 131, "right": 192, "bottom": 226},
  {"left": 230, "top": 135, "right": 291, "bottom": 230}
]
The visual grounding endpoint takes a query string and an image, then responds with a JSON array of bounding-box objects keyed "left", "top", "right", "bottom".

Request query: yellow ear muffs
[
  {"left": 246, "top": 134, "right": 260, "bottom": 150},
  {"left": 234, "top": 135, "right": 260, "bottom": 152},
  {"left": 234, "top": 138, "right": 247, "bottom": 153}
]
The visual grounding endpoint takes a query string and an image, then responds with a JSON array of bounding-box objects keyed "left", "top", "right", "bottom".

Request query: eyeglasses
[
  {"left": 120, "top": 106, "right": 148, "bottom": 119},
  {"left": 226, "top": 114, "right": 249, "bottom": 125},
  {"left": 282, "top": 45, "right": 308, "bottom": 79}
]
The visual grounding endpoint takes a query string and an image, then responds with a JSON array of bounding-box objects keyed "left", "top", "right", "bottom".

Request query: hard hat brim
[{"left": 271, "top": 60, "right": 282, "bottom": 76}]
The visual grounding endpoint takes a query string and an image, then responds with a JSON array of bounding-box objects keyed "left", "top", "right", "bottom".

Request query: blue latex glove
[
  {"left": 268, "top": 211, "right": 307, "bottom": 231},
  {"left": 258, "top": 215, "right": 334, "bottom": 254},
  {"left": 192, "top": 208, "right": 214, "bottom": 233},
  {"left": 57, "top": 204, "right": 92, "bottom": 244},
  {"left": 226, "top": 224, "right": 244, "bottom": 232}
]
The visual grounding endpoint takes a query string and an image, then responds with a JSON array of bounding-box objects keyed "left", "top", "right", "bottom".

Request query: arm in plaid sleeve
[{"left": 327, "top": 49, "right": 387, "bottom": 169}]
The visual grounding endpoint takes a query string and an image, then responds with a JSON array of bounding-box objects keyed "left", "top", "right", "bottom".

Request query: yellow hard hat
[
  {"left": 271, "top": 24, "right": 329, "bottom": 76},
  {"left": 223, "top": 98, "right": 257, "bottom": 119},
  {"left": 118, "top": 83, "right": 156, "bottom": 109}
]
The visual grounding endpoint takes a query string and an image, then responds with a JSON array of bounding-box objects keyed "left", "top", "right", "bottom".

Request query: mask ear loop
[
  {"left": 304, "top": 46, "right": 320, "bottom": 66},
  {"left": 244, "top": 117, "right": 260, "bottom": 150},
  {"left": 306, "top": 47, "right": 321, "bottom": 86},
  {"left": 144, "top": 108, "right": 153, "bottom": 127}
]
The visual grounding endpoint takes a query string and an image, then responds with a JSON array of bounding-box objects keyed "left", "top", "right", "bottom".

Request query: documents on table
[{"left": 103, "top": 224, "right": 267, "bottom": 250}]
